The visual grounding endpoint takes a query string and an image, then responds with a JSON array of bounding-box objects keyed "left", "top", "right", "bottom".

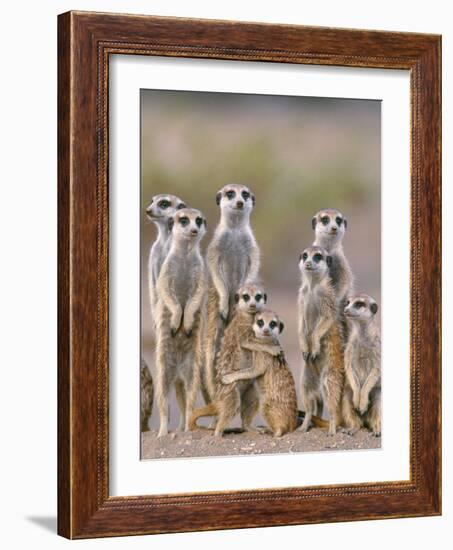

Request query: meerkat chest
[
  {"left": 352, "top": 341, "right": 377, "bottom": 381},
  {"left": 302, "top": 289, "right": 324, "bottom": 332},
  {"left": 171, "top": 257, "right": 199, "bottom": 305},
  {"left": 150, "top": 241, "right": 164, "bottom": 281},
  {"left": 217, "top": 230, "right": 252, "bottom": 289},
  {"left": 328, "top": 253, "right": 343, "bottom": 290}
]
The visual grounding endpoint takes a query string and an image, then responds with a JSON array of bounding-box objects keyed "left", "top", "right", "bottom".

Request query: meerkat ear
[
  {"left": 279, "top": 321, "right": 285, "bottom": 334},
  {"left": 203, "top": 218, "right": 207, "bottom": 228},
  {"left": 326, "top": 255, "right": 333, "bottom": 267},
  {"left": 370, "top": 302, "right": 378, "bottom": 314},
  {"left": 234, "top": 293, "right": 240, "bottom": 303},
  {"left": 216, "top": 192, "right": 222, "bottom": 205},
  {"left": 252, "top": 194, "right": 256, "bottom": 206},
  {"left": 167, "top": 217, "right": 174, "bottom": 231},
  {"left": 312, "top": 216, "right": 318, "bottom": 230},
  {"left": 263, "top": 293, "right": 267, "bottom": 303},
  {"left": 343, "top": 218, "right": 348, "bottom": 228}
]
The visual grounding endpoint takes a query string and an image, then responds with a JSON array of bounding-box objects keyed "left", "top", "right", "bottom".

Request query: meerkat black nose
[
  {"left": 191, "top": 228, "right": 198, "bottom": 235},
  {"left": 236, "top": 201, "right": 244, "bottom": 208},
  {"left": 332, "top": 226, "right": 337, "bottom": 232}
]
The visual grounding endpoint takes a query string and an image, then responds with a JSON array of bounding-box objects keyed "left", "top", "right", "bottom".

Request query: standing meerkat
[
  {"left": 140, "top": 358, "right": 154, "bottom": 432},
  {"left": 221, "top": 310, "right": 298, "bottom": 437},
  {"left": 312, "top": 209, "right": 353, "bottom": 308},
  {"left": 298, "top": 245, "right": 344, "bottom": 435},
  {"left": 154, "top": 207, "right": 207, "bottom": 437},
  {"left": 189, "top": 283, "right": 280, "bottom": 436},
  {"left": 145, "top": 194, "right": 187, "bottom": 319},
  {"left": 203, "top": 184, "right": 260, "bottom": 400},
  {"left": 342, "top": 294, "right": 381, "bottom": 436}
]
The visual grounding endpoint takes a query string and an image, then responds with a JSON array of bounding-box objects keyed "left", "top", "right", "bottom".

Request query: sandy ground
[{"left": 141, "top": 428, "right": 381, "bottom": 460}]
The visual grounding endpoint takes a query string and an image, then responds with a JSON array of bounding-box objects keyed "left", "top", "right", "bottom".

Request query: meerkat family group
[{"left": 142, "top": 185, "right": 381, "bottom": 440}]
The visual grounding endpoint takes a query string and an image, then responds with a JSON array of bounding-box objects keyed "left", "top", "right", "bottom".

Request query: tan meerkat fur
[
  {"left": 140, "top": 358, "right": 154, "bottom": 432},
  {"left": 221, "top": 310, "right": 298, "bottom": 437},
  {"left": 341, "top": 294, "right": 381, "bottom": 436},
  {"left": 203, "top": 184, "right": 260, "bottom": 401},
  {"left": 154, "top": 208, "right": 207, "bottom": 437},
  {"left": 189, "top": 284, "right": 280, "bottom": 436},
  {"left": 312, "top": 209, "right": 353, "bottom": 310},
  {"left": 298, "top": 245, "right": 345, "bottom": 435},
  {"left": 145, "top": 194, "right": 187, "bottom": 321}
]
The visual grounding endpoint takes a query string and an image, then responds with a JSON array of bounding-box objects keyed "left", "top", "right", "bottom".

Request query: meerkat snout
[
  {"left": 234, "top": 283, "right": 267, "bottom": 314},
  {"left": 253, "top": 310, "right": 284, "bottom": 339},
  {"left": 299, "top": 246, "right": 332, "bottom": 274},
  {"left": 145, "top": 194, "right": 186, "bottom": 220},
  {"left": 344, "top": 294, "right": 379, "bottom": 321}
]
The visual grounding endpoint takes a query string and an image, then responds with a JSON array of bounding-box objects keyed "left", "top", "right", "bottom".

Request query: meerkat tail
[
  {"left": 297, "top": 410, "right": 330, "bottom": 429},
  {"left": 188, "top": 403, "right": 219, "bottom": 431}
]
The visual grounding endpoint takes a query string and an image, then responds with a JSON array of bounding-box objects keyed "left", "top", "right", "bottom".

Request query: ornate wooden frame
[{"left": 57, "top": 11, "right": 441, "bottom": 539}]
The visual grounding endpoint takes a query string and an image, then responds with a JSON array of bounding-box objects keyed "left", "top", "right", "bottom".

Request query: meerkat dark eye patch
[
  {"left": 255, "top": 294, "right": 262, "bottom": 301},
  {"left": 179, "top": 217, "right": 190, "bottom": 226},
  {"left": 177, "top": 203, "right": 186, "bottom": 210},
  {"left": 336, "top": 217, "right": 342, "bottom": 226},
  {"left": 159, "top": 200, "right": 170, "bottom": 209},
  {"left": 241, "top": 191, "right": 250, "bottom": 201},
  {"left": 195, "top": 217, "right": 203, "bottom": 227},
  {"left": 302, "top": 252, "right": 308, "bottom": 261},
  {"left": 321, "top": 216, "right": 330, "bottom": 225},
  {"left": 370, "top": 303, "right": 378, "bottom": 314},
  {"left": 269, "top": 320, "right": 277, "bottom": 329},
  {"left": 313, "top": 253, "right": 323, "bottom": 263},
  {"left": 354, "top": 301, "right": 365, "bottom": 309},
  {"left": 242, "top": 293, "right": 250, "bottom": 302},
  {"left": 257, "top": 319, "right": 265, "bottom": 328},
  {"left": 226, "top": 190, "right": 236, "bottom": 200}
]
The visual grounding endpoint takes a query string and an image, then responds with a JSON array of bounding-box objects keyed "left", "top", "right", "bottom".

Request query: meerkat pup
[
  {"left": 312, "top": 209, "right": 353, "bottom": 308},
  {"left": 154, "top": 207, "right": 207, "bottom": 437},
  {"left": 140, "top": 358, "right": 154, "bottom": 432},
  {"left": 189, "top": 283, "right": 281, "bottom": 436},
  {"left": 203, "top": 184, "right": 260, "bottom": 400},
  {"left": 221, "top": 310, "right": 298, "bottom": 437},
  {"left": 145, "top": 194, "right": 187, "bottom": 319},
  {"left": 342, "top": 294, "right": 381, "bottom": 436},
  {"left": 298, "top": 246, "right": 344, "bottom": 435}
]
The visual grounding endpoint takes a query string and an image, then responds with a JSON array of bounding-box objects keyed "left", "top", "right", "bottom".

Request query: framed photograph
[{"left": 58, "top": 11, "right": 441, "bottom": 538}]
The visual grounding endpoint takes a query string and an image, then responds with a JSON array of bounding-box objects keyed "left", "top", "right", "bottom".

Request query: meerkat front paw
[
  {"left": 358, "top": 393, "right": 369, "bottom": 415},
  {"left": 371, "top": 431, "right": 381, "bottom": 437},
  {"left": 170, "top": 312, "right": 182, "bottom": 337},
  {"left": 221, "top": 373, "right": 236, "bottom": 385},
  {"left": 302, "top": 351, "right": 310, "bottom": 362}
]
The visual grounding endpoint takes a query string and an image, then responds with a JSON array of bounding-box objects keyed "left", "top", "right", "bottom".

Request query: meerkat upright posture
[
  {"left": 140, "top": 359, "right": 154, "bottom": 432},
  {"left": 298, "top": 246, "right": 344, "bottom": 435},
  {"left": 154, "top": 208, "right": 207, "bottom": 437},
  {"left": 342, "top": 294, "right": 381, "bottom": 436},
  {"left": 203, "top": 184, "right": 260, "bottom": 400},
  {"left": 145, "top": 194, "right": 187, "bottom": 319},
  {"left": 312, "top": 209, "right": 353, "bottom": 309},
  {"left": 221, "top": 310, "right": 298, "bottom": 437},
  {"left": 189, "top": 283, "right": 281, "bottom": 436}
]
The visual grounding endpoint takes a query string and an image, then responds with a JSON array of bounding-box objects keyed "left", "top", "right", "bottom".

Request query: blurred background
[{"left": 140, "top": 89, "right": 381, "bottom": 434}]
